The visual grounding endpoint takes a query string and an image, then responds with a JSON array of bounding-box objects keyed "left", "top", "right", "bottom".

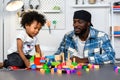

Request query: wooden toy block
[
  {"left": 77, "top": 65, "right": 82, "bottom": 69},
  {"left": 77, "top": 71, "right": 81, "bottom": 76},
  {"left": 40, "top": 60, "right": 46, "bottom": 63},
  {"left": 40, "top": 69, "right": 45, "bottom": 74},
  {"left": 43, "top": 64, "right": 49, "bottom": 69},
  {"left": 34, "top": 58, "right": 41, "bottom": 65},
  {"left": 35, "top": 53, "right": 40, "bottom": 58},
  {"left": 66, "top": 70, "right": 71, "bottom": 74},
  {"left": 31, "top": 64, "right": 37, "bottom": 70},
  {"left": 85, "top": 68, "right": 90, "bottom": 72},
  {"left": 30, "top": 62, "right": 34, "bottom": 66},
  {"left": 62, "top": 65, "right": 69, "bottom": 68},
  {"left": 69, "top": 65, "right": 75, "bottom": 69},
  {"left": 57, "top": 69, "right": 62, "bottom": 74},
  {"left": 66, "top": 60, "right": 72, "bottom": 66},
  {"left": 55, "top": 55, "right": 62, "bottom": 61},
  {"left": 94, "top": 65, "right": 100, "bottom": 70},
  {"left": 67, "top": 52, "right": 70, "bottom": 60},
  {"left": 73, "top": 58, "right": 75, "bottom": 62},
  {"left": 41, "top": 57, "right": 45, "bottom": 60},
  {"left": 51, "top": 62, "right": 60, "bottom": 66},
  {"left": 62, "top": 69, "right": 67, "bottom": 74},
  {"left": 51, "top": 68, "right": 54, "bottom": 74},
  {"left": 36, "top": 65, "right": 43, "bottom": 68},
  {"left": 61, "top": 52, "right": 65, "bottom": 62},
  {"left": 54, "top": 68, "right": 57, "bottom": 72},
  {"left": 88, "top": 64, "right": 93, "bottom": 69},
  {"left": 45, "top": 55, "right": 55, "bottom": 62},
  {"left": 29, "top": 56, "right": 34, "bottom": 62},
  {"left": 57, "top": 64, "right": 62, "bottom": 69},
  {"left": 45, "top": 69, "right": 50, "bottom": 73}
]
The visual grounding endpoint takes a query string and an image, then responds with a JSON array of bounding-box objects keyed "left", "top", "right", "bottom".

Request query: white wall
[
  {"left": 0, "top": 0, "right": 3, "bottom": 62},
  {"left": 0, "top": 0, "right": 119, "bottom": 61}
]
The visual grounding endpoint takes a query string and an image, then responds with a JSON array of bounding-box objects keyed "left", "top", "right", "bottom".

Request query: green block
[
  {"left": 82, "top": 65, "right": 88, "bottom": 70},
  {"left": 45, "top": 69, "right": 50, "bottom": 73},
  {"left": 29, "top": 56, "right": 34, "bottom": 62},
  {"left": 51, "top": 62, "right": 60, "bottom": 66},
  {"left": 118, "top": 68, "right": 120, "bottom": 73},
  {"left": 72, "top": 62, "right": 78, "bottom": 66},
  {"left": 43, "top": 64, "right": 49, "bottom": 69}
]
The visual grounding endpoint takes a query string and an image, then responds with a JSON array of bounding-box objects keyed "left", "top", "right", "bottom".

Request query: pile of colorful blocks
[{"left": 29, "top": 53, "right": 100, "bottom": 75}]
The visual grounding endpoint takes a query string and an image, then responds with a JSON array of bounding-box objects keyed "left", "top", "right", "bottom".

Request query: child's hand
[{"left": 24, "top": 59, "right": 30, "bottom": 68}]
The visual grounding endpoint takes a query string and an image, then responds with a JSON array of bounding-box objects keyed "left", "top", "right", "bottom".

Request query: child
[{"left": 0, "top": 11, "right": 46, "bottom": 68}]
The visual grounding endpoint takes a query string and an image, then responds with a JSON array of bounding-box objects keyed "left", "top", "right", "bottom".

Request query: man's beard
[{"left": 74, "top": 28, "right": 87, "bottom": 37}]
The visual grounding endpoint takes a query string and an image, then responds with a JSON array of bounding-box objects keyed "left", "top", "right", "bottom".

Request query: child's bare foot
[{"left": 0, "top": 62, "right": 3, "bottom": 68}]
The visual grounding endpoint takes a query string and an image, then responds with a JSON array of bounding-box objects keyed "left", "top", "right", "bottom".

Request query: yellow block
[
  {"left": 35, "top": 53, "right": 40, "bottom": 58},
  {"left": 94, "top": 65, "right": 100, "bottom": 70},
  {"left": 57, "top": 69, "right": 62, "bottom": 74},
  {"left": 86, "top": 68, "right": 90, "bottom": 72},
  {"left": 40, "top": 69, "right": 45, "bottom": 74}
]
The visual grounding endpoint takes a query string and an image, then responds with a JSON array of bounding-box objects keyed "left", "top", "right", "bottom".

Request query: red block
[
  {"left": 9, "top": 66, "right": 19, "bottom": 70},
  {"left": 34, "top": 58, "right": 41, "bottom": 65},
  {"left": 77, "top": 71, "right": 81, "bottom": 76},
  {"left": 41, "top": 57, "right": 45, "bottom": 60}
]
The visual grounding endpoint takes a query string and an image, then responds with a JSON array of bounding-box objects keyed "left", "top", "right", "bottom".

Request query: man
[{"left": 55, "top": 10, "right": 115, "bottom": 64}]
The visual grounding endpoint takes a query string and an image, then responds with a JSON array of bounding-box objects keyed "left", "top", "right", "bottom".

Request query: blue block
[
  {"left": 54, "top": 68, "right": 57, "bottom": 72},
  {"left": 45, "top": 55, "right": 55, "bottom": 59},
  {"left": 40, "top": 60, "right": 46, "bottom": 63},
  {"left": 31, "top": 64, "right": 36, "bottom": 69}
]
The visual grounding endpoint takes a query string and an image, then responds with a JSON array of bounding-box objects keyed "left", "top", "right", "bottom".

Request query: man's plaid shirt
[{"left": 55, "top": 27, "right": 115, "bottom": 64}]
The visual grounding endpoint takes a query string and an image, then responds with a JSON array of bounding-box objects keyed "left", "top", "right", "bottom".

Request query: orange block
[
  {"left": 40, "top": 69, "right": 45, "bottom": 74},
  {"left": 51, "top": 68, "right": 54, "bottom": 74},
  {"left": 69, "top": 65, "right": 74, "bottom": 69}
]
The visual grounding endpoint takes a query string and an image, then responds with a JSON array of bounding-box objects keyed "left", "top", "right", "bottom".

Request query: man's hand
[
  {"left": 24, "top": 59, "right": 30, "bottom": 68},
  {"left": 70, "top": 56, "right": 89, "bottom": 63}
]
